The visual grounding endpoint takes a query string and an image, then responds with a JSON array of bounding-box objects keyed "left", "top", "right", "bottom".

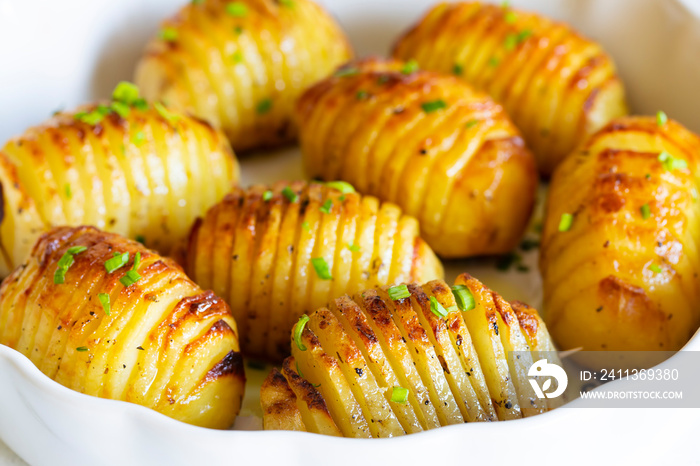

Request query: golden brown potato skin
[
  {"left": 0, "top": 102, "right": 239, "bottom": 278},
  {"left": 540, "top": 116, "right": 700, "bottom": 353},
  {"left": 0, "top": 226, "right": 245, "bottom": 429},
  {"left": 135, "top": 0, "right": 352, "bottom": 152},
  {"left": 392, "top": 2, "right": 629, "bottom": 175},
  {"left": 296, "top": 58, "right": 537, "bottom": 258},
  {"left": 260, "top": 274, "right": 560, "bottom": 437},
  {"left": 186, "top": 181, "right": 444, "bottom": 362}
]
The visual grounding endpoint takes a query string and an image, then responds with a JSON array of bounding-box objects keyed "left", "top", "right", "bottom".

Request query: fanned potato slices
[
  {"left": 260, "top": 274, "right": 559, "bottom": 437},
  {"left": 186, "top": 181, "right": 444, "bottom": 362},
  {"left": 392, "top": 1, "right": 629, "bottom": 175},
  {"left": 135, "top": 0, "right": 352, "bottom": 152},
  {"left": 296, "top": 58, "right": 537, "bottom": 258},
  {"left": 541, "top": 116, "right": 700, "bottom": 353},
  {"left": 0, "top": 84, "right": 239, "bottom": 277},
  {"left": 0, "top": 226, "right": 245, "bottom": 429}
]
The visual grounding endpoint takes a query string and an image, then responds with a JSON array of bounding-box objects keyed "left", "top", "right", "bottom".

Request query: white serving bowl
[{"left": 1, "top": 0, "right": 700, "bottom": 464}]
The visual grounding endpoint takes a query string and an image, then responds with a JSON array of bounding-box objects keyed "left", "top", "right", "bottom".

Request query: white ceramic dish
[{"left": 1, "top": 0, "right": 700, "bottom": 464}]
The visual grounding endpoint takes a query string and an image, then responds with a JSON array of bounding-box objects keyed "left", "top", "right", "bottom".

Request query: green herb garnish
[
  {"left": 98, "top": 293, "right": 111, "bottom": 316},
  {"left": 421, "top": 100, "right": 447, "bottom": 113},
  {"left": 282, "top": 186, "right": 298, "bottom": 203},
  {"left": 64, "top": 183, "right": 72, "bottom": 199},
  {"left": 391, "top": 386, "right": 409, "bottom": 404},
  {"left": 302, "top": 221, "right": 310, "bottom": 232},
  {"left": 650, "top": 264, "right": 662, "bottom": 274},
  {"left": 159, "top": 27, "right": 178, "bottom": 42},
  {"left": 356, "top": 90, "right": 369, "bottom": 100},
  {"left": 451, "top": 285, "right": 475, "bottom": 311},
  {"left": 347, "top": 242, "right": 360, "bottom": 252},
  {"left": 53, "top": 246, "right": 87, "bottom": 284},
  {"left": 401, "top": 59, "right": 419, "bottom": 74},
  {"left": 119, "top": 270, "right": 142, "bottom": 287},
  {"left": 465, "top": 119, "right": 479, "bottom": 129},
  {"left": 388, "top": 284, "right": 410, "bottom": 300},
  {"left": 311, "top": 257, "right": 332, "bottom": 280},
  {"left": 657, "top": 111, "right": 668, "bottom": 127},
  {"left": 658, "top": 151, "right": 687, "bottom": 171},
  {"left": 76, "top": 346, "right": 88, "bottom": 352},
  {"left": 326, "top": 181, "right": 355, "bottom": 194},
  {"left": 112, "top": 82, "right": 141, "bottom": 105},
  {"left": 226, "top": 2, "right": 248, "bottom": 16},
  {"left": 319, "top": 199, "right": 333, "bottom": 214},
  {"left": 262, "top": 190, "right": 273, "bottom": 201},
  {"left": 293, "top": 314, "right": 309, "bottom": 351},
  {"left": 154, "top": 102, "right": 179, "bottom": 124},
  {"left": 429, "top": 296, "right": 448, "bottom": 318},
  {"left": 256, "top": 98, "right": 273, "bottom": 115},
  {"left": 453, "top": 63, "right": 464, "bottom": 76},
  {"left": 105, "top": 252, "right": 129, "bottom": 273},
  {"left": 558, "top": 213, "right": 574, "bottom": 232},
  {"left": 640, "top": 204, "right": 651, "bottom": 220}
]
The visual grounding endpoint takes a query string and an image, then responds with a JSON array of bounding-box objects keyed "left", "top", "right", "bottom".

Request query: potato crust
[
  {"left": 260, "top": 274, "right": 560, "bottom": 437},
  {"left": 540, "top": 116, "right": 700, "bottom": 353},
  {"left": 0, "top": 102, "right": 239, "bottom": 277},
  {"left": 186, "top": 181, "right": 444, "bottom": 362},
  {"left": 0, "top": 226, "right": 245, "bottom": 429},
  {"left": 296, "top": 58, "right": 537, "bottom": 258},
  {"left": 135, "top": 0, "right": 352, "bottom": 152},
  {"left": 392, "top": 1, "right": 628, "bottom": 175}
]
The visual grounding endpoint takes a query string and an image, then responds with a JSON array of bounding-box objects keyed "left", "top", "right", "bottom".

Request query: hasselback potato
[
  {"left": 540, "top": 116, "right": 700, "bottom": 352},
  {"left": 186, "top": 180, "right": 444, "bottom": 362},
  {"left": 296, "top": 58, "right": 537, "bottom": 258},
  {"left": 392, "top": 1, "right": 628, "bottom": 175},
  {"left": 0, "top": 82, "right": 239, "bottom": 278},
  {"left": 135, "top": 0, "right": 352, "bottom": 152},
  {"left": 260, "top": 273, "right": 561, "bottom": 437},
  {"left": 0, "top": 226, "right": 245, "bottom": 428}
]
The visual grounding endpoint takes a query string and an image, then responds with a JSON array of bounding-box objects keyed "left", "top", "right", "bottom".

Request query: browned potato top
[
  {"left": 0, "top": 226, "right": 245, "bottom": 429},
  {"left": 297, "top": 57, "right": 537, "bottom": 258},
  {"left": 393, "top": 1, "right": 628, "bottom": 175},
  {"left": 541, "top": 116, "right": 700, "bottom": 353}
]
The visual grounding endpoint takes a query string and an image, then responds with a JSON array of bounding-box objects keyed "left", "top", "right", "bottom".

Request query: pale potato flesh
[
  {"left": 541, "top": 116, "right": 700, "bottom": 353},
  {"left": 186, "top": 181, "right": 444, "bottom": 362},
  {"left": 392, "top": 1, "right": 629, "bottom": 175},
  {"left": 135, "top": 0, "right": 352, "bottom": 152},
  {"left": 260, "top": 274, "right": 559, "bottom": 437},
  {"left": 296, "top": 57, "right": 537, "bottom": 258},
  {"left": 0, "top": 226, "right": 245, "bottom": 429},
  {"left": 0, "top": 102, "right": 239, "bottom": 277}
]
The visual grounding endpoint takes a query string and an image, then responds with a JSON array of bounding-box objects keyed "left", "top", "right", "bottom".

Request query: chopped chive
[
  {"left": 76, "top": 346, "right": 88, "bottom": 352},
  {"left": 421, "top": 99, "right": 447, "bottom": 113},
  {"left": 75, "top": 108, "right": 107, "bottom": 125},
  {"left": 517, "top": 29, "right": 533, "bottom": 43},
  {"left": 429, "top": 296, "right": 448, "bottom": 318},
  {"left": 226, "top": 2, "right": 248, "bottom": 16},
  {"left": 311, "top": 257, "right": 332, "bottom": 280},
  {"left": 504, "top": 33, "right": 518, "bottom": 51},
  {"left": 231, "top": 51, "right": 243, "bottom": 63},
  {"left": 356, "top": 90, "right": 369, "bottom": 100},
  {"left": 453, "top": 63, "right": 464, "bottom": 76},
  {"left": 326, "top": 181, "right": 355, "bottom": 194},
  {"left": 135, "top": 235, "right": 146, "bottom": 244},
  {"left": 256, "top": 98, "right": 273, "bottom": 114},
  {"left": 282, "top": 186, "right": 298, "bottom": 203},
  {"left": 645, "top": 173, "right": 651, "bottom": 179},
  {"left": 488, "top": 57, "right": 500, "bottom": 67},
  {"left": 505, "top": 10, "right": 517, "bottom": 23},
  {"left": 132, "top": 131, "right": 146, "bottom": 146},
  {"left": 53, "top": 267, "right": 67, "bottom": 285},
  {"left": 132, "top": 252, "right": 141, "bottom": 271},
  {"left": 110, "top": 101, "right": 130, "bottom": 118},
  {"left": 105, "top": 252, "right": 129, "bottom": 273},
  {"left": 558, "top": 213, "right": 574, "bottom": 232},
  {"left": 334, "top": 67, "right": 359, "bottom": 78},
  {"left": 347, "top": 242, "right": 360, "bottom": 252},
  {"left": 451, "top": 285, "right": 475, "bottom": 311},
  {"left": 154, "top": 102, "right": 179, "bottom": 124},
  {"left": 656, "top": 111, "right": 668, "bottom": 127},
  {"left": 319, "top": 199, "right": 333, "bottom": 214},
  {"left": 390, "top": 386, "right": 409, "bottom": 404},
  {"left": 262, "top": 190, "right": 273, "bottom": 201},
  {"left": 388, "top": 284, "right": 410, "bottom": 301},
  {"left": 133, "top": 98, "right": 149, "bottom": 111},
  {"left": 301, "top": 221, "right": 310, "bottom": 232},
  {"left": 98, "top": 293, "right": 111, "bottom": 316},
  {"left": 658, "top": 151, "right": 687, "bottom": 171},
  {"left": 64, "top": 183, "right": 72, "bottom": 199},
  {"left": 119, "top": 269, "right": 142, "bottom": 287},
  {"left": 159, "top": 27, "right": 178, "bottom": 42},
  {"left": 640, "top": 203, "right": 651, "bottom": 220},
  {"left": 293, "top": 314, "right": 309, "bottom": 351},
  {"left": 465, "top": 119, "right": 479, "bottom": 129},
  {"left": 57, "top": 252, "right": 75, "bottom": 270},
  {"left": 401, "top": 59, "right": 419, "bottom": 74},
  {"left": 67, "top": 246, "right": 87, "bottom": 255},
  {"left": 649, "top": 264, "right": 662, "bottom": 274},
  {"left": 234, "top": 25, "right": 244, "bottom": 34}
]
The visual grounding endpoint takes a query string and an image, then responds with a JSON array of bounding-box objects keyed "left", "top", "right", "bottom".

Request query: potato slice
[{"left": 261, "top": 368, "right": 307, "bottom": 432}]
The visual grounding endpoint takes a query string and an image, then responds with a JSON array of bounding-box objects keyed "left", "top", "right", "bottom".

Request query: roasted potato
[
  {"left": 260, "top": 274, "right": 561, "bottom": 437},
  {"left": 296, "top": 58, "right": 537, "bottom": 258},
  {"left": 186, "top": 180, "right": 444, "bottom": 362},
  {"left": 392, "top": 2, "right": 629, "bottom": 175},
  {"left": 540, "top": 116, "right": 700, "bottom": 353},
  {"left": 0, "top": 226, "right": 245, "bottom": 429},
  {"left": 135, "top": 0, "right": 352, "bottom": 152},
  {"left": 0, "top": 82, "right": 239, "bottom": 278}
]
